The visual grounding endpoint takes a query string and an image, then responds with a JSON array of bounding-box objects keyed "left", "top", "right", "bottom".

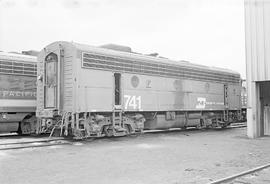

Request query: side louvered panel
[
  {"left": 82, "top": 52, "right": 240, "bottom": 84},
  {"left": 0, "top": 59, "right": 37, "bottom": 76},
  {"left": 63, "top": 55, "right": 73, "bottom": 111}
]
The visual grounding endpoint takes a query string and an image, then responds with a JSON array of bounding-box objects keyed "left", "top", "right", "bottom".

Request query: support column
[{"left": 247, "top": 82, "right": 262, "bottom": 138}]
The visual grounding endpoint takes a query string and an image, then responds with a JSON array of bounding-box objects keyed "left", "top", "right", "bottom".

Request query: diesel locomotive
[
  {"left": 0, "top": 52, "right": 37, "bottom": 134},
  {"left": 36, "top": 41, "right": 244, "bottom": 139}
]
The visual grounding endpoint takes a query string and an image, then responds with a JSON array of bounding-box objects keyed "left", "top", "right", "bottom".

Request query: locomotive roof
[
  {"left": 0, "top": 51, "right": 37, "bottom": 63},
  {"left": 46, "top": 41, "right": 240, "bottom": 77}
]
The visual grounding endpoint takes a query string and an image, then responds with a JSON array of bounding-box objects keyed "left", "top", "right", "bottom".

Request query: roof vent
[
  {"left": 22, "top": 50, "right": 39, "bottom": 56},
  {"left": 99, "top": 44, "right": 132, "bottom": 52},
  {"left": 8, "top": 51, "right": 21, "bottom": 54},
  {"left": 147, "top": 53, "right": 159, "bottom": 57}
]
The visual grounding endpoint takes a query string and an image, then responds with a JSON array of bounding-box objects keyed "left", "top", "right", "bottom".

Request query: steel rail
[
  {"left": 207, "top": 163, "right": 270, "bottom": 184},
  {"left": 0, "top": 142, "right": 70, "bottom": 151},
  {"left": 0, "top": 138, "right": 69, "bottom": 151},
  {"left": 0, "top": 137, "right": 65, "bottom": 146},
  {"left": 0, "top": 122, "right": 246, "bottom": 151}
]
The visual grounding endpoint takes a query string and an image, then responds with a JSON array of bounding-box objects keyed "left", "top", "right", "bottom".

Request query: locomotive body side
[
  {"left": 122, "top": 73, "right": 238, "bottom": 111},
  {"left": 36, "top": 41, "right": 243, "bottom": 138},
  {"left": 0, "top": 52, "right": 37, "bottom": 134}
]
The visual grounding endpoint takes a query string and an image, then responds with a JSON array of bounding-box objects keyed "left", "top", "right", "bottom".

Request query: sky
[{"left": 0, "top": 0, "right": 246, "bottom": 78}]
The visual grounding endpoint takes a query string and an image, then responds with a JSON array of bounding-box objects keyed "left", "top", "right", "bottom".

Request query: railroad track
[
  {"left": 144, "top": 122, "right": 247, "bottom": 133},
  {"left": 0, "top": 138, "right": 70, "bottom": 151},
  {"left": 0, "top": 122, "right": 246, "bottom": 151},
  {"left": 228, "top": 122, "right": 247, "bottom": 128},
  {"left": 0, "top": 133, "right": 18, "bottom": 137},
  {"left": 207, "top": 163, "right": 270, "bottom": 184},
  {"left": 0, "top": 134, "right": 49, "bottom": 140}
]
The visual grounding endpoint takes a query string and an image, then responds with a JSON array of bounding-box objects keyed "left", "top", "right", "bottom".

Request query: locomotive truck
[{"left": 36, "top": 41, "right": 244, "bottom": 139}]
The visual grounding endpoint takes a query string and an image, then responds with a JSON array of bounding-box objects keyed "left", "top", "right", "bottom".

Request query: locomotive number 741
[{"left": 124, "top": 95, "right": 142, "bottom": 110}]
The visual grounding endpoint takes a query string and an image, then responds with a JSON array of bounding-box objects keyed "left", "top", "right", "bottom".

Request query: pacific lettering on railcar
[{"left": 0, "top": 52, "right": 37, "bottom": 134}]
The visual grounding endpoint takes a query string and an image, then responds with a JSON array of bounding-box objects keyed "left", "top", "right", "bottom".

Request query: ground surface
[{"left": 0, "top": 127, "right": 270, "bottom": 184}]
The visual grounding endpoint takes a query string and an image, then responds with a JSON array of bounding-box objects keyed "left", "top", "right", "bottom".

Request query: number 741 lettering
[{"left": 124, "top": 95, "right": 142, "bottom": 110}]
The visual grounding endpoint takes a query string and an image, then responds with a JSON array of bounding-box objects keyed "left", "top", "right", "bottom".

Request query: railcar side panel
[
  {"left": 227, "top": 84, "right": 241, "bottom": 109},
  {"left": 0, "top": 74, "right": 36, "bottom": 112},
  {"left": 77, "top": 68, "right": 113, "bottom": 112},
  {"left": 123, "top": 73, "right": 226, "bottom": 111}
]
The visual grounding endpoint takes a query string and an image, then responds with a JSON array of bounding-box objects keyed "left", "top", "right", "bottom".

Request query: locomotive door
[
  {"left": 114, "top": 73, "right": 122, "bottom": 107},
  {"left": 44, "top": 53, "right": 58, "bottom": 108},
  {"left": 224, "top": 84, "right": 229, "bottom": 108},
  {"left": 224, "top": 84, "right": 229, "bottom": 121}
]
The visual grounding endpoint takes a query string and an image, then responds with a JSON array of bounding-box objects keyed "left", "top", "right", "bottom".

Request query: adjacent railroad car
[
  {"left": 0, "top": 52, "right": 37, "bottom": 134},
  {"left": 36, "top": 41, "right": 243, "bottom": 138}
]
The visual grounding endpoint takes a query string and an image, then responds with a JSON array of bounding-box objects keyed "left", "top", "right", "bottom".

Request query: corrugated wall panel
[
  {"left": 263, "top": 3, "right": 270, "bottom": 76},
  {"left": 245, "top": 0, "right": 270, "bottom": 138},
  {"left": 256, "top": 3, "right": 266, "bottom": 80},
  {"left": 245, "top": 0, "right": 270, "bottom": 81}
]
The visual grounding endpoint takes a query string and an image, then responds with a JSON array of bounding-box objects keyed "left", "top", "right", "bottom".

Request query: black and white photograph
[{"left": 0, "top": 0, "right": 270, "bottom": 183}]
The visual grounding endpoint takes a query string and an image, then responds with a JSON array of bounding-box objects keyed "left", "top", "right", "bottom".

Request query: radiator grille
[
  {"left": 82, "top": 53, "right": 240, "bottom": 84},
  {"left": 0, "top": 59, "right": 37, "bottom": 76}
]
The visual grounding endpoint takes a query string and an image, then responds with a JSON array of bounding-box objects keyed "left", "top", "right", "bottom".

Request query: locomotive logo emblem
[
  {"left": 196, "top": 97, "right": 206, "bottom": 109},
  {"left": 146, "top": 79, "right": 152, "bottom": 88},
  {"left": 131, "top": 75, "right": 139, "bottom": 88}
]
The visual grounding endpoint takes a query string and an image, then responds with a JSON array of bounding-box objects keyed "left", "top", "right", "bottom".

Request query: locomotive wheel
[
  {"left": 181, "top": 126, "right": 187, "bottom": 130},
  {"left": 17, "top": 123, "right": 22, "bottom": 135},
  {"left": 18, "top": 121, "right": 31, "bottom": 135},
  {"left": 221, "top": 122, "right": 230, "bottom": 128},
  {"left": 124, "top": 124, "right": 131, "bottom": 135},
  {"left": 104, "top": 126, "right": 114, "bottom": 137},
  {"left": 196, "top": 124, "right": 202, "bottom": 129}
]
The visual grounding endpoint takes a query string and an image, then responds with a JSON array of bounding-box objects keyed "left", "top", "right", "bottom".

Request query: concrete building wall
[{"left": 245, "top": 0, "right": 270, "bottom": 138}]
